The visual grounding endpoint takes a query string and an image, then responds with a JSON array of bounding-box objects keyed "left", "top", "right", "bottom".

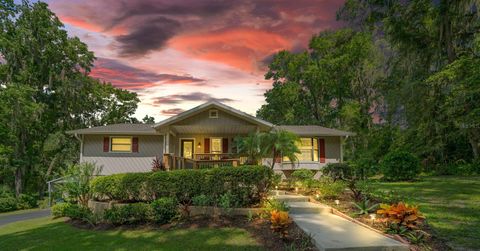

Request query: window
[
  {"left": 209, "top": 109, "right": 219, "bottom": 118},
  {"left": 111, "top": 137, "right": 132, "bottom": 152},
  {"left": 284, "top": 138, "right": 318, "bottom": 161},
  {"left": 210, "top": 138, "right": 222, "bottom": 153}
]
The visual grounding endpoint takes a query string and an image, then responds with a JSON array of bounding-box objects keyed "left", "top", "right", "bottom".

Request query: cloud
[
  {"left": 115, "top": 17, "right": 181, "bottom": 57},
  {"left": 90, "top": 57, "right": 204, "bottom": 90},
  {"left": 151, "top": 92, "right": 235, "bottom": 106},
  {"left": 161, "top": 108, "right": 185, "bottom": 115}
]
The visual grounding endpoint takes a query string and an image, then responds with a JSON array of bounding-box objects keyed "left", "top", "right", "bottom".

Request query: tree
[
  {"left": 260, "top": 130, "right": 300, "bottom": 169},
  {"left": 142, "top": 115, "right": 156, "bottom": 124},
  {"left": 0, "top": 1, "right": 140, "bottom": 196},
  {"left": 235, "top": 133, "right": 263, "bottom": 165},
  {"left": 258, "top": 29, "right": 384, "bottom": 161}
]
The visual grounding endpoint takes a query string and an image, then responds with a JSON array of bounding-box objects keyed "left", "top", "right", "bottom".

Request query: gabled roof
[
  {"left": 275, "top": 125, "right": 354, "bottom": 136},
  {"left": 66, "top": 123, "right": 158, "bottom": 135},
  {"left": 153, "top": 101, "right": 274, "bottom": 129}
]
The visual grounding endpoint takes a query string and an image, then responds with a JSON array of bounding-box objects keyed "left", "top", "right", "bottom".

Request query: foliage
[
  {"left": 234, "top": 133, "right": 263, "bottom": 165},
  {"left": 16, "top": 194, "right": 38, "bottom": 209},
  {"left": 313, "top": 177, "right": 347, "bottom": 199},
  {"left": 381, "top": 150, "right": 420, "bottom": 181},
  {"left": 291, "top": 169, "right": 315, "bottom": 190},
  {"left": 0, "top": 196, "right": 18, "bottom": 212},
  {"left": 91, "top": 166, "right": 273, "bottom": 207},
  {"left": 262, "top": 198, "right": 290, "bottom": 213},
  {"left": 51, "top": 202, "right": 93, "bottom": 223},
  {"left": 352, "top": 198, "right": 378, "bottom": 215},
  {"left": 151, "top": 197, "right": 178, "bottom": 224},
  {"left": 104, "top": 203, "right": 152, "bottom": 225},
  {"left": 260, "top": 130, "right": 300, "bottom": 169},
  {"left": 59, "top": 163, "right": 101, "bottom": 206},
  {"left": 323, "top": 163, "right": 363, "bottom": 200},
  {"left": 377, "top": 202, "right": 424, "bottom": 229},
  {"left": 192, "top": 194, "right": 212, "bottom": 206},
  {"left": 270, "top": 210, "right": 292, "bottom": 238},
  {"left": 0, "top": 1, "right": 140, "bottom": 197},
  {"left": 218, "top": 192, "right": 237, "bottom": 210},
  {"left": 151, "top": 156, "right": 166, "bottom": 172}
]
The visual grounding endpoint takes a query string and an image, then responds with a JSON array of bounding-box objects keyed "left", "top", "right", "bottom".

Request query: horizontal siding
[
  {"left": 83, "top": 135, "right": 164, "bottom": 157},
  {"left": 82, "top": 156, "right": 154, "bottom": 175},
  {"left": 175, "top": 110, "right": 253, "bottom": 126}
]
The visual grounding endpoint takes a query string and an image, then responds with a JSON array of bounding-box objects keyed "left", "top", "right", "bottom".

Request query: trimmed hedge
[
  {"left": 51, "top": 203, "right": 92, "bottom": 220},
  {"left": 91, "top": 166, "right": 272, "bottom": 207},
  {"left": 104, "top": 203, "right": 152, "bottom": 225},
  {"left": 381, "top": 150, "right": 420, "bottom": 181}
]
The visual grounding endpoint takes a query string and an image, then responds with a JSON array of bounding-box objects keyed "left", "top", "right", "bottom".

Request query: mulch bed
[{"left": 68, "top": 215, "right": 318, "bottom": 251}]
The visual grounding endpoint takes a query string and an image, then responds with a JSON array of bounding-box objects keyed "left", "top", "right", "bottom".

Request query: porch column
[
  {"left": 340, "top": 136, "right": 344, "bottom": 162},
  {"left": 165, "top": 132, "right": 170, "bottom": 154}
]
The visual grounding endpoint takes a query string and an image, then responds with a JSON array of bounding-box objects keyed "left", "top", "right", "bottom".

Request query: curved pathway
[{"left": 0, "top": 209, "right": 51, "bottom": 227}]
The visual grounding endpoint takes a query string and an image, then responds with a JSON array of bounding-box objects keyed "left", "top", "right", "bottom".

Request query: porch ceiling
[{"left": 171, "top": 125, "right": 257, "bottom": 134}]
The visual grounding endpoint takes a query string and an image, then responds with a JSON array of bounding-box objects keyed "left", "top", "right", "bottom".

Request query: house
[{"left": 67, "top": 101, "right": 353, "bottom": 178}]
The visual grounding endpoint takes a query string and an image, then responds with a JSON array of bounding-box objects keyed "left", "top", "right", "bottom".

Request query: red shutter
[
  {"left": 319, "top": 138, "right": 326, "bottom": 163},
  {"left": 222, "top": 138, "right": 229, "bottom": 153},
  {"left": 204, "top": 138, "right": 210, "bottom": 153},
  {"left": 132, "top": 137, "right": 139, "bottom": 152},
  {"left": 103, "top": 137, "right": 110, "bottom": 152}
]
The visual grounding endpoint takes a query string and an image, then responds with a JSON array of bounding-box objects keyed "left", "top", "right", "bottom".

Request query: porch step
[
  {"left": 271, "top": 194, "right": 309, "bottom": 203},
  {"left": 268, "top": 190, "right": 286, "bottom": 196},
  {"left": 288, "top": 202, "right": 331, "bottom": 214},
  {"left": 291, "top": 213, "right": 409, "bottom": 251}
]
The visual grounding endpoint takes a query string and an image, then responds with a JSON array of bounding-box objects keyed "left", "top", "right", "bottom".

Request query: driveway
[{"left": 0, "top": 209, "right": 51, "bottom": 227}]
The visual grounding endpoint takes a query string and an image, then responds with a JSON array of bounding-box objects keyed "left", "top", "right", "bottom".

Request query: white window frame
[
  {"left": 209, "top": 109, "right": 219, "bottom": 118},
  {"left": 110, "top": 136, "right": 133, "bottom": 153}
]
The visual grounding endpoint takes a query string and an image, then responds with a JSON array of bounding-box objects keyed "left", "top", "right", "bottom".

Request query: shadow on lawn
[{"left": 0, "top": 219, "right": 263, "bottom": 251}]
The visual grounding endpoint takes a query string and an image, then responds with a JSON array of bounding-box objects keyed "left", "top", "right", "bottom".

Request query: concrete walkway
[
  {"left": 271, "top": 191, "right": 408, "bottom": 251},
  {"left": 0, "top": 209, "right": 51, "bottom": 227}
]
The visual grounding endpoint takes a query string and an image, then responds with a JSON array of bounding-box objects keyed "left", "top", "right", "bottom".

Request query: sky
[{"left": 46, "top": 0, "right": 344, "bottom": 121}]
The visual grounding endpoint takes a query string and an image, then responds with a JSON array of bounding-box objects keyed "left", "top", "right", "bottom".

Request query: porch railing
[{"left": 171, "top": 155, "right": 240, "bottom": 170}]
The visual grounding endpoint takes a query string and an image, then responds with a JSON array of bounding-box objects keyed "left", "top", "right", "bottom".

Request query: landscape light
[{"left": 334, "top": 199, "right": 340, "bottom": 205}]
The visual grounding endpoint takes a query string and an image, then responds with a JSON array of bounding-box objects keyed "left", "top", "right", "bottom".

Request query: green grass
[
  {"left": 0, "top": 217, "right": 264, "bottom": 251},
  {"left": 371, "top": 176, "right": 480, "bottom": 249}
]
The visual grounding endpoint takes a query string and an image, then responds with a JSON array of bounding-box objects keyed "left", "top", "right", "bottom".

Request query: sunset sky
[{"left": 46, "top": 0, "right": 344, "bottom": 121}]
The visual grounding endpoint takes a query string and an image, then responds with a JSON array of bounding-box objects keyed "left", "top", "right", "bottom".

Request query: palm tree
[
  {"left": 260, "top": 130, "right": 300, "bottom": 169},
  {"left": 234, "top": 132, "right": 263, "bottom": 165}
]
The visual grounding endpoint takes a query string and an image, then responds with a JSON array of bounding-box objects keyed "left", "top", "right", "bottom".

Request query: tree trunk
[
  {"left": 469, "top": 129, "right": 480, "bottom": 160},
  {"left": 15, "top": 167, "right": 23, "bottom": 197}
]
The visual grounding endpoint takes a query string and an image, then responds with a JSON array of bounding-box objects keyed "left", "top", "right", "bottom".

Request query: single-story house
[{"left": 67, "top": 101, "right": 353, "bottom": 178}]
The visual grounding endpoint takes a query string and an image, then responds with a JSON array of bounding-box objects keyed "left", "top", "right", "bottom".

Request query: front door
[{"left": 181, "top": 139, "right": 194, "bottom": 159}]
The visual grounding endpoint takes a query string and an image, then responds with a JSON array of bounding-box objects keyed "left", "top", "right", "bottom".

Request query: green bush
[
  {"left": 292, "top": 169, "right": 315, "bottom": 190},
  {"left": 151, "top": 197, "right": 178, "bottom": 224},
  {"left": 262, "top": 198, "right": 289, "bottom": 212},
  {"left": 192, "top": 194, "right": 212, "bottom": 206},
  {"left": 313, "top": 178, "right": 346, "bottom": 199},
  {"left": 17, "top": 194, "right": 38, "bottom": 209},
  {"left": 0, "top": 196, "right": 17, "bottom": 212},
  {"left": 381, "top": 150, "right": 420, "bottom": 181},
  {"left": 104, "top": 203, "right": 152, "bottom": 225},
  {"left": 51, "top": 203, "right": 92, "bottom": 221},
  {"left": 323, "top": 163, "right": 355, "bottom": 180},
  {"left": 91, "top": 166, "right": 273, "bottom": 207}
]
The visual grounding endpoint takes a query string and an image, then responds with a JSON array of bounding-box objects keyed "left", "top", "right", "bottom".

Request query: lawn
[
  {"left": 371, "top": 176, "right": 480, "bottom": 249},
  {"left": 0, "top": 217, "right": 264, "bottom": 251}
]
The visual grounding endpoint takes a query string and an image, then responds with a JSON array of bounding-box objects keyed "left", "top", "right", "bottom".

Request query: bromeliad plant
[
  {"left": 376, "top": 202, "right": 424, "bottom": 229},
  {"left": 353, "top": 198, "right": 378, "bottom": 215},
  {"left": 270, "top": 210, "right": 292, "bottom": 238}
]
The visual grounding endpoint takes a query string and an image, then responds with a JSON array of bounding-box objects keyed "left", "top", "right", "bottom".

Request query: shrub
[
  {"left": 192, "top": 194, "right": 212, "bottom": 206},
  {"left": 104, "top": 203, "right": 152, "bottom": 225},
  {"left": 17, "top": 194, "right": 38, "bottom": 209},
  {"left": 313, "top": 178, "right": 346, "bottom": 199},
  {"left": 151, "top": 197, "right": 178, "bottom": 224},
  {"left": 60, "top": 163, "right": 101, "bottom": 206},
  {"left": 323, "top": 163, "right": 355, "bottom": 181},
  {"left": 51, "top": 202, "right": 93, "bottom": 221},
  {"left": 377, "top": 202, "right": 424, "bottom": 229},
  {"left": 218, "top": 192, "right": 238, "bottom": 209},
  {"left": 263, "top": 198, "right": 290, "bottom": 212},
  {"left": 91, "top": 165, "right": 273, "bottom": 207},
  {"left": 381, "top": 150, "right": 420, "bottom": 181},
  {"left": 291, "top": 169, "right": 315, "bottom": 190},
  {"left": 270, "top": 210, "right": 292, "bottom": 238},
  {"left": 0, "top": 196, "right": 18, "bottom": 212}
]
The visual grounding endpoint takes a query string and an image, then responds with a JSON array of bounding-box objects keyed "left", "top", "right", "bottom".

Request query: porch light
[
  {"left": 334, "top": 199, "right": 340, "bottom": 205},
  {"left": 197, "top": 142, "right": 201, "bottom": 149}
]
